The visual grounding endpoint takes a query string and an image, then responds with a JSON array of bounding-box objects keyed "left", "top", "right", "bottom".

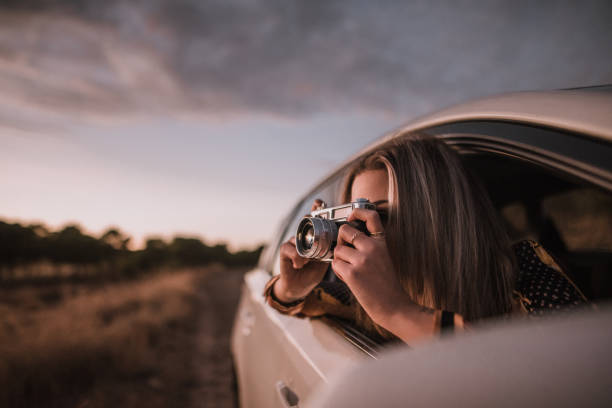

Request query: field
[{"left": 0, "top": 266, "right": 244, "bottom": 408}]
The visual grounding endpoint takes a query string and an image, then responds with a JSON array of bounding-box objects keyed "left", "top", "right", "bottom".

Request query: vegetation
[
  {"left": 0, "top": 268, "right": 234, "bottom": 407},
  {"left": 0, "top": 220, "right": 250, "bottom": 406},
  {"left": 0, "top": 219, "right": 263, "bottom": 282}
]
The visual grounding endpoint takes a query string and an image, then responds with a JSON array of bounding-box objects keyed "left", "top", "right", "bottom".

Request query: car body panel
[
  {"left": 395, "top": 90, "right": 612, "bottom": 142},
  {"left": 307, "top": 305, "right": 612, "bottom": 408},
  {"left": 231, "top": 268, "right": 365, "bottom": 407}
]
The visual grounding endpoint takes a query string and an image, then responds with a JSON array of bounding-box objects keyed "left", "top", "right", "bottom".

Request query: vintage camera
[{"left": 295, "top": 198, "right": 375, "bottom": 262}]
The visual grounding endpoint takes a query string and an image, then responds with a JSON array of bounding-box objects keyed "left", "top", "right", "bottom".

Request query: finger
[
  {"left": 279, "top": 242, "right": 296, "bottom": 262},
  {"left": 280, "top": 242, "right": 310, "bottom": 269},
  {"left": 287, "top": 236, "right": 311, "bottom": 267},
  {"left": 311, "top": 198, "right": 324, "bottom": 212},
  {"left": 348, "top": 208, "right": 384, "bottom": 235},
  {"left": 336, "top": 223, "right": 355, "bottom": 248},
  {"left": 337, "top": 223, "right": 369, "bottom": 251},
  {"left": 331, "top": 258, "right": 352, "bottom": 283},
  {"left": 333, "top": 244, "right": 360, "bottom": 265}
]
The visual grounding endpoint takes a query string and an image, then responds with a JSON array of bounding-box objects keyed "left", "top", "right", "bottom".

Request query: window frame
[{"left": 428, "top": 121, "right": 612, "bottom": 192}]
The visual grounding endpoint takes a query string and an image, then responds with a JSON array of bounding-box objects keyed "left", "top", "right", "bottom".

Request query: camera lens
[
  {"left": 296, "top": 218, "right": 316, "bottom": 254},
  {"left": 297, "top": 221, "right": 315, "bottom": 251},
  {"left": 296, "top": 217, "right": 338, "bottom": 261},
  {"left": 302, "top": 225, "right": 315, "bottom": 249}
]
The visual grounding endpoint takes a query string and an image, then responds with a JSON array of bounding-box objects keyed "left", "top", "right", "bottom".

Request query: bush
[{"left": 0, "top": 220, "right": 263, "bottom": 282}]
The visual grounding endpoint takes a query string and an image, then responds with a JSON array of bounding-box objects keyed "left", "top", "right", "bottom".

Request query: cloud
[{"left": 0, "top": 0, "right": 611, "bottom": 128}]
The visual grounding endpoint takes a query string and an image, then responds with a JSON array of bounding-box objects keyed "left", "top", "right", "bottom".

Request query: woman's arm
[{"left": 264, "top": 274, "right": 356, "bottom": 321}]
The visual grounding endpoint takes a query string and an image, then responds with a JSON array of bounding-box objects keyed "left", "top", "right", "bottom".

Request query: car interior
[{"left": 464, "top": 152, "right": 612, "bottom": 302}]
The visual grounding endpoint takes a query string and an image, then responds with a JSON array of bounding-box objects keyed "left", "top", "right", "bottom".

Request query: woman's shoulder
[{"left": 511, "top": 240, "right": 589, "bottom": 316}]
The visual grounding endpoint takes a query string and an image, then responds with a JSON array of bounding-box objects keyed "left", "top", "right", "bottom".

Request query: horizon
[{"left": 0, "top": 214, "right": 263, "bottom": 252}]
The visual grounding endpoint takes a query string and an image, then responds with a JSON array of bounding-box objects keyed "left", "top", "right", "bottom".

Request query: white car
[{"left": 231, "top": 87, "right": 612, "bottom": 407}]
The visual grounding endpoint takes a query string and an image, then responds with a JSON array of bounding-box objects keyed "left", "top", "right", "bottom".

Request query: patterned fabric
[
  {"left": 512, "top": 240, "right": 587, "bottom": 315},
  {"left": 316, "top": 280, "right": 353, "bottom": 306}
]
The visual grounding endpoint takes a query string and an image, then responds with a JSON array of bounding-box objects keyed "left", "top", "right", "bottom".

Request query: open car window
[{"left": 332, "top": 134, "right": 612, "bottom": 352}]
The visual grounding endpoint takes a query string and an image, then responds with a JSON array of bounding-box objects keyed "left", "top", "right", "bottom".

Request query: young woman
[{"left": 265, "top": 134, "right": 587, "bottom": 344}]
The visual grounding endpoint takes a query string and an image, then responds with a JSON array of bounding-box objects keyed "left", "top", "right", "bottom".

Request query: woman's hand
[
  {"left": 331, "top": 208, "right": 405, "bottom": 326},
  {"left": 332, "top": 208, "right": 437, "bottom": 342},
  {"left": 273, "top": 200, "right": 329, "bottom": 304}
]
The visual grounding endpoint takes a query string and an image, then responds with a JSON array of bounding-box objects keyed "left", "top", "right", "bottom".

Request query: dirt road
[{"left": 189, "top": 267, "right": 244, "bottom": 408}]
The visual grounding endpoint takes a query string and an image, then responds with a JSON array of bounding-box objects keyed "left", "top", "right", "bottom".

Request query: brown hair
[{"left": 341, "top": 133, "right": 516, "bottom": 337}]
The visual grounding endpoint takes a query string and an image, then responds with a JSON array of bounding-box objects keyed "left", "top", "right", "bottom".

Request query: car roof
[
  {"left": 292, "top": 87, "right": 612, "bottom": 216},
  {"left": 387, "top": 87, "right": 612, "bottom": 143},
  {"left": 319, "top": 88, "right": 610, "bottom": 188}
]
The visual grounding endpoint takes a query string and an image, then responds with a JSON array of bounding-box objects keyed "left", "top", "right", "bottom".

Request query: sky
[{"left": 1, "top": 0, "right": 611, "bottom": 249}]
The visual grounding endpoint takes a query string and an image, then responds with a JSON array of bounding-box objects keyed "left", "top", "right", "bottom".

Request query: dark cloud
[{"left": 1, "top": 0, "right": 611, "bottom": 122}]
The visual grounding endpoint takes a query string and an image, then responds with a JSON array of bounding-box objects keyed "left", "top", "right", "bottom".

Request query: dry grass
[{"left": 0, "top": 269, "right": 210, "bottom": 408}]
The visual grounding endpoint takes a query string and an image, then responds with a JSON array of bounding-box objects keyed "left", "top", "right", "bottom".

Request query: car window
[{"left": 264, "top": 132, "right": 612, "bottom": 353}]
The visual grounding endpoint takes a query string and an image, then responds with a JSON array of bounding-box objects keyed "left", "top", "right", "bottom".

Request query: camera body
[{"left": 295, "top": 198, "right": 375, "bottom": 262}]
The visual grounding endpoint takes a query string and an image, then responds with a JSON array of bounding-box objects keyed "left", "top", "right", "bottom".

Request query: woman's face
[{"left": 351, "top": 169, "right": 389, "bottom": 224}]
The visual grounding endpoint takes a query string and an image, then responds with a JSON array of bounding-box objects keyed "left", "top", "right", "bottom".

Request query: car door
[{"left": 231, "top": 173, "right": 370, "bottom": 408}]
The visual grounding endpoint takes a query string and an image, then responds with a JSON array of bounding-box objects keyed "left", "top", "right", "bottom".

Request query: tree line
[{"left": 0, "top": 220, "right": 263, "bottom": 282}]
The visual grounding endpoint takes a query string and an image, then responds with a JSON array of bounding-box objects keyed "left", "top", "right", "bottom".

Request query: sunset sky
[{"left": 1, "top": 1, "right": 611, "bottom": 249}]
